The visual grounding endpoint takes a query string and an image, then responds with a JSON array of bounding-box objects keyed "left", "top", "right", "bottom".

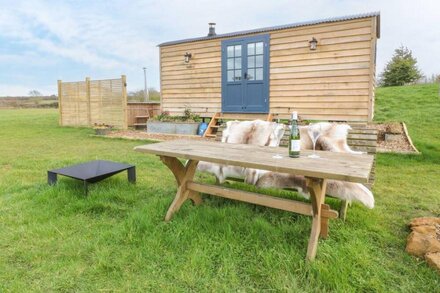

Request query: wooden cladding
[
  {"left": 160, "top": 16, "right": 379, "bottom": 121},
  {"left": 58, "top": 76, "right": 128, "bottom": 129}
]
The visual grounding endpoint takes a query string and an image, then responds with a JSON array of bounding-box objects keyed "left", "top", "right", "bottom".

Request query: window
[
  {"left": 226, "top": 45, "right": 242, "bottom": 82},
  {"left": 246, "top": 42, "right": 264, "bottom": 81}
]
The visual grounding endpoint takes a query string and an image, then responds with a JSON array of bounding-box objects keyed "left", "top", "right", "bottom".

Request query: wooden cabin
[{"left": 158, "top": 12, "right": 380, "bottom": 122}]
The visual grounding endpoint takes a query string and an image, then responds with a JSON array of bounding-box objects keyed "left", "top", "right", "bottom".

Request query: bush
[
  {"left": 379, "top": 46, "right": 423, "bottom": 86},
  {"left": 152, "top": 108, "right": 200, "bottom": 122}
]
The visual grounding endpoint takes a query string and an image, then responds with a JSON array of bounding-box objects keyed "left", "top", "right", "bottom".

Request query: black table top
[{"left": 49, "top": 160, "right": 134, "bottom": 181}]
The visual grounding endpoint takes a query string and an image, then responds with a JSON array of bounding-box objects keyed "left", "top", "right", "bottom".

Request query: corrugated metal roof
[{"left": 158, "top": 11, "right": 380, "bottom": 47}]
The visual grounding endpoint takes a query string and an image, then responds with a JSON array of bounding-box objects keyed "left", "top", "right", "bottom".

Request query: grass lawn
[{"left": 1, "top": 84, "right": 439, "bottom": 291}]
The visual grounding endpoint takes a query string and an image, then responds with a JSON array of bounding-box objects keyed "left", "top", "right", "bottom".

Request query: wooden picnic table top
[{"left": 134, "top": 139, "right": 374, "bottom": 183}]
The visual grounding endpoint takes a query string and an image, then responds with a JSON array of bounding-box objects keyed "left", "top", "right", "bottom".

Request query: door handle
[{"left": 244, "top": 72, "right": 248, "bottom": 80}]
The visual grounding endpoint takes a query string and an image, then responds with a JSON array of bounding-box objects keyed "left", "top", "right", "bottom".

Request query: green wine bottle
[{"left": 288, "top": 111, "right": 300, "bottom": 158}]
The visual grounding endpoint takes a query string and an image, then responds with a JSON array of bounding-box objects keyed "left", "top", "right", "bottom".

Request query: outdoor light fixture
[
  {"left": 184, "top": 52, "right": 192, "bottom": 63},
  {"left": 309, "top": 37, "right": 318, "bottom": 50}
]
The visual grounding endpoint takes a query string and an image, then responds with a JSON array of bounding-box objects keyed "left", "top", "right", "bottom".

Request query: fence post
[
  {"left": 57, "top": 80, "right": 63, "bottom": 126},
  {"left": 122, "top": 75, "right": 128, "bottom": 129},
  {"left": 86, "top": 77, "right": 91, "bottom": 126}
]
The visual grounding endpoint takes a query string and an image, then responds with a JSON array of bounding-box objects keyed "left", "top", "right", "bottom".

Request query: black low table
[{"left": 48, "top": 160, "right": 135, "bottom": 195}]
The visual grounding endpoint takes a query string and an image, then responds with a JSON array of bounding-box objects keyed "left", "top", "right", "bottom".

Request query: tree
[
  {"left": 28, "top": 90, "right": 42, "bottom": 97},
  {"left": 379, "top": 46, "right": 423, "bottom": 86},
  {"left": 127, "top": 88, "right": 161, "bottom": 102},
  {"left": 148, "top": 88, "right": 161, "bottom": 101},
  {"left": 127, "top": 90, "right": 145, "bottom": 102}
]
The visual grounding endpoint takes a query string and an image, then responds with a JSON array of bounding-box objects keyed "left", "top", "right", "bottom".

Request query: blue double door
[{"left": 221, "top": 35, "right": 269, "bottom": 113}]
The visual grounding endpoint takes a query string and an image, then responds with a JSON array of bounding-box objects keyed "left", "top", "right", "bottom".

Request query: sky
[{"left": 0, "top": 0, "right": 439, "bottom": 96}]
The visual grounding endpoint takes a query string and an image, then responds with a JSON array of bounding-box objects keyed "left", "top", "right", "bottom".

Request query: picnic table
[{"left": 135, "top": 139, "right": 374, "bottom": 260}]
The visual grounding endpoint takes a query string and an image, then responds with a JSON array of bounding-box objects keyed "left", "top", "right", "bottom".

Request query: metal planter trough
[{"left": 147, "top": 121, "right": 199, "bottom": 135}]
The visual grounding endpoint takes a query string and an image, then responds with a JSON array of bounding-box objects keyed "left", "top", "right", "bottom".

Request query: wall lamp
[
  {"left": 309, "top": 37, "right": 318, "bottom": 50},
  {"left": 184, "top": 52, "right": 192, "bottom": 63}
]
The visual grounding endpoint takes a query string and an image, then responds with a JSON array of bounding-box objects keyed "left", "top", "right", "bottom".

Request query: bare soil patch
[{"left": 406, "top": 217, "right": 440, "bottom": 274}]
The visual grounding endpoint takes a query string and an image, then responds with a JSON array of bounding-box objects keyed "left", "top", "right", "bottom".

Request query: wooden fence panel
[
  {"left": 58, "top": 76, "right": 128, "bottom": 129},
  {"left": 59, "top": 81, "right": 89, "bottom": 126},
  {"left": 126, "top": 102, "right": 161, "bottom": 126}
]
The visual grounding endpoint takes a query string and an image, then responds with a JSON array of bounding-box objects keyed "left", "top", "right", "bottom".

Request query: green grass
[{"left": 1, "top": 84, "right": 439, "bottom": 291}]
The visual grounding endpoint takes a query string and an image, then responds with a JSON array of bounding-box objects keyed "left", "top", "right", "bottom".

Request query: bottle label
[{"left": 290, "top": 139, "right": 300, "bottom": 152}]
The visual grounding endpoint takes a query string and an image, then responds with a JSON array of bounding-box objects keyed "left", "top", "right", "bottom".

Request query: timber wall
[{"left": 160, "top": 16, "right": 378, "bottom": 122}]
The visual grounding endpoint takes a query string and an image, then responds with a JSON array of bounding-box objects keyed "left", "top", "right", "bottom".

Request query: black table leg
[
  {"left": 48, "top": 171, "right": 57, "bottom": 185},
  {"left": 84, "top": 180, "right": 88, "bottom": 196},
  {"left": 127, "top": 166, "right": 136, "bottom": 183}
]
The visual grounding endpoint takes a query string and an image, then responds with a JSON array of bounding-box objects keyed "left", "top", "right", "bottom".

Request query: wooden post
[
  {"left": 57, "top": 80, "right": 63, "bottom": 126},
  {"left": 86, "top": 77, "right": 91, "bottom": 126},
  {"left": 122, "top": 75, "right": 128, "bottom": 129},
  {"left": 367, "top": 16, "right": 377, "bottom": 122},
  {"left": 305, "top": 178, "right": 327, "bottom": 261},
  {"left": 159, "top": 48, "right": 163, "bottom": 114}
]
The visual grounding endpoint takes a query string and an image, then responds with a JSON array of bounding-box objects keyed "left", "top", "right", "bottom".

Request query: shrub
[
  {"left": 379, "top": 46, "right": 423, "bottom": 86},
  {"left": 152, "top": 108, "right": 200, "bottom": 122}
]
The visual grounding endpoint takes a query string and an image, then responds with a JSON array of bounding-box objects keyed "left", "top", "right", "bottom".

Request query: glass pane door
[
  {"left": 226, "top": 45, "right": 242, "bottom": 82},
  {"left": 222, "top": 34, "right": 269, "bottom": 113},
  {"left": 246, "top": 42, "right": 264, "bottom": 81}
]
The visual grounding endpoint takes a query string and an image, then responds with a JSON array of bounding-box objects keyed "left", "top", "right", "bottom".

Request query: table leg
[
  {"left": 83, "top": 180, "right": 89, "bottom": 196},
  {"left": 160, "top": 156, "right": 201, "bottom": 221},
  {"left": 320, "top": 204, "right": 330, "bottom": 239},
  {"left": 127, "top": 166, "right": 136, "bottom": 183},
  {"left": 339, "top": 200, "right": 349, "bottom": 221},
  {"left": 305, "top": 178, "right": 327, "bottom": 261},
  {"left": 48, "top": 171, "right": 57, "bottom": 185},
  {"left": 188, "top": 190, "right": 203, "bottom": 206}
]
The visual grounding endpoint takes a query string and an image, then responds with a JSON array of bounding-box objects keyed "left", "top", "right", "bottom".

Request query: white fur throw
[
  {"left": 197, "top": 120, "right": 374, "bottom": 208},
  {"left": 198, "top": 120, "right": 284, "bottom": 183},
  {"left": 222, "top": 120, "right": 285, "bottom": 146}
]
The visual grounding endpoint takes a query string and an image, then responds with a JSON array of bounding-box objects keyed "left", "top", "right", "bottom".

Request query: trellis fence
[{"left": 58, "top": 76, "right": 128, "bottom": 129}]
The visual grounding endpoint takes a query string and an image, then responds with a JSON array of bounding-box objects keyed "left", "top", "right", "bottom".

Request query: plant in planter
[
  {"left": 147, "top": 108, "right": 201, "bottom": 135},
  {"left": 93, "top": 123, "right": 113, "bottom": 135}
]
